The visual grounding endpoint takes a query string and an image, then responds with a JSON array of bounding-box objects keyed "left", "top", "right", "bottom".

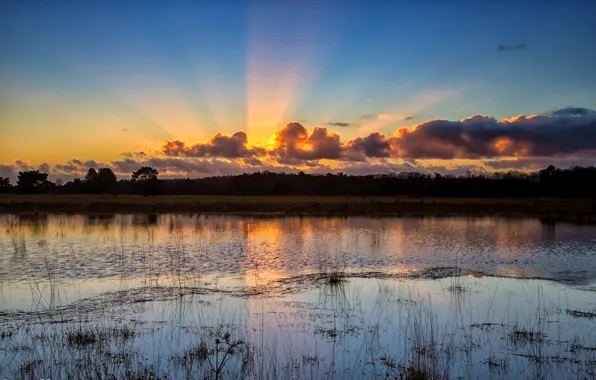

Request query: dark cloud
[
  {"left": 54, "top": 159, "right": 86, "bottom": 173},
  {"left": 344, "top": 132, "right": 392, "bottom": 161},
  {"left": 163, "top": 131, "right": 266, "bottom": 158},
  {"left": 549, "top": 107, "right": 595, "bottom": 117},
  {"left": 243, "top": 157, "right": 263, "bottom": 167},
  {"left": 404, "top": 116, "right": 413, "bottom": 120},
  {"left": 325, "top": 122, "right": 352, "bottom": 127},
  {"left": 121, "top": 128, "right": 130, "bottom": 132},
  {"left": 484, "top": 157, "right": 596, "bottom": 170},
  {"left": 498, "top": 44, "right": 527, "bottom": 51},
  {"left": 388, "top": 108, "right": 596, "bottom": 159}
]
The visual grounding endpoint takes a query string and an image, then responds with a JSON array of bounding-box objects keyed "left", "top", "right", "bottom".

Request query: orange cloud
[{"left": 271, "top": 122, "right": 343, "bottom": 160}]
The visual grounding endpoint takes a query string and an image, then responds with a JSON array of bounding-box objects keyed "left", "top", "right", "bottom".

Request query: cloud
[
  {"left": 163, "top": 131, "right": 266, "bottom": 158},
  {"left": 549, "top": 107, "right": 595, "bottom": 117},
  {"left": 110, "top": 157, "right": 290, "bottom": 178},
  {"left": 0, "top": 164, "right": 15, "bottom": 179},
  {"left": 271, "top": 122, "right": 344, "bottom": 160},
  {"left": 484, "top": 157, "right": 596, "bottom": 170},
  {"left": 121, "top": 152, "right": 148, "bottom": 160},
  {"left": 344, "top": 132, "right": 392, "bottom": 161},
  {"left": 121, "top": 128, "right": 130, "bottom": 132},
  {"left": 388, "top": 108, "right": 596, "bottom": 159},
  {"left": 325, "top": 122, "right": 352, "bottom": 127},
  {"left": 498, "top": 44, "right": 527, "bottom": 51}
]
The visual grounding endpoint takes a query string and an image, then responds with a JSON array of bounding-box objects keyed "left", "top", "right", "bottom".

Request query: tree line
[{"left": 0, "top": 165, "right": 595, "bottom": 198}]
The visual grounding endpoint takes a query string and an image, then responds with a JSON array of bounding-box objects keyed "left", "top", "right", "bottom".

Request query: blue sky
[{"left": 1, "top": 0, "right": 596, "bottom": 177}]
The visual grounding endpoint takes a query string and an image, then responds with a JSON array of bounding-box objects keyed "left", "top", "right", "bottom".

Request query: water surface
[{"left": 1, "top": 214, "right": 595, "bottom": 379}]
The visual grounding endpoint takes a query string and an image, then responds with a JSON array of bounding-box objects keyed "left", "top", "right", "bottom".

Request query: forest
[{"left": 0, "top": 165, "right": 595, "bottom": 198}]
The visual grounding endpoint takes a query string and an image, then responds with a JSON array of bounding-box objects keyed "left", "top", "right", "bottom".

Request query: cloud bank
[{"left": 2, "top": 107, "right": 595, "bottom": 182}]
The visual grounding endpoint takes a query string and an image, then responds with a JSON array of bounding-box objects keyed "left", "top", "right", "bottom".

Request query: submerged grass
[{"left": 1, "top": 277, "right": 595, "bottom": 380}]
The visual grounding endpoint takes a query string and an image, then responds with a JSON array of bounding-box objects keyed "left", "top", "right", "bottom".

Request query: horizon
[{"left": 2, "top": 1, "right": 596, "bottom": 182}]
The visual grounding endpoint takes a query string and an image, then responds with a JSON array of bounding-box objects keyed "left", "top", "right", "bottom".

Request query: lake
[{"left": 1, "top": 214, "right": 595, "bottom": 379}]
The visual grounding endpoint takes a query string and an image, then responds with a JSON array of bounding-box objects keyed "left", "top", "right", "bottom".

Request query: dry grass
[{"left": 0, "top": 194, "right": 594, "bottom": 219}]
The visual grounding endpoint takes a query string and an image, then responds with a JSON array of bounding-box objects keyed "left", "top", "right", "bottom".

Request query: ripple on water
[{"left": 1, "top": 214, "right": 596, "bottom": 288}]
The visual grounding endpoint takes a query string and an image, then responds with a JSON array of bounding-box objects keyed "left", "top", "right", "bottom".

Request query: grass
[
  {"left": 508, "top": 327, "right": 545, "bottom": 345},
  {"left": 1, "top": 277, "right": 595, "bottom": 379},
  {"left": 0, "top": 194, "right": 595, "bottom": 220},
  {"left": 484, "top": 356, "right": 510, "bottom": 374},
  {"left": 567, "top": 309, "right": 596, "bottom": 319},
  {"left": 66, "top": 326, "right": 99, "bottom": 346}
]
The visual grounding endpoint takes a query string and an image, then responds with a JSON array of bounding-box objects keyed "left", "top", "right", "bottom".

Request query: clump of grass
[
  {"left": 0, "top": 329, "right": 13, "bottom": 339},
  {"left": 315, "top": 327, "right": 339, "bottom": 339},
  {"left": 67, "top": 327, "right": 98, "bottom": 346},
  {"left": 109, "top": 323, "right": 136, "bottom": 339},
  {"left": 447, "top": 250, "right": 468, "bottom": 293},
  {"left": 446, "top": 283, "right": 467, "bottom": 293},
  {"left": 509, "top": 328, "right": 545, "bottom": 345},
  {"left": 379, "top": 356, "right": 446, "bottom": 380},
  {"left": 567, "top": 309, "right": 596, "bottom": 319},
  {"left": 125, "top": 366, "right": 161, "bottom": 380},
  {"left": 484, "top": 356, "right": 509, "bottom": 374},
  {"left": 326, "top": 270, "right": 347, "bottom": 285},
  {"left": 302, "top": 354, "right": 319, "bottom": 365}
]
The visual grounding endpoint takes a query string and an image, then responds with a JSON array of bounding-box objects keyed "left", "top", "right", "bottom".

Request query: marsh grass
[
  {"left": 1, "top": 285, "right": 594, "bottom": 380},
  {"left": 1, "top": 252, "right": 595, "bottom": 379},
  {"left": 324, "top": 268, "right": 347, "bottom": 286},
  {"left": 447, "top": 250, "right": 468, "bottom": 293},
  {"left": 4, "top": 217, "right": 26, "bottom": 255},
  {"left": 508, "top": 327, "right": 545, "bottom": 346},
  {"left": 567, "top": 309, "right": 596, "bottom": 319},
  {"left": 484, "top": 356, "right": 510, "bottom": 374},
  {"left": 66, "top": 326, "right": 99, "bottom": 346}
]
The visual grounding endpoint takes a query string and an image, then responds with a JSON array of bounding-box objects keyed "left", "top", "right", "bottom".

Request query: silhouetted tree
[
  {"left": 96, "top": 168, "right": 117, "bottom": 194},
  {"left": 131, "top": 166, "right": 160, "bottom": 196},
  {"left": 84, "top": 168, "right": 98, "bottom": 183},
  {"left": 0, "top": 177, "right": 12, "bottom": 193},
  {"left": 132, "top": 166, "right": 158, "bottom": 182},
  {"left": 17, "top": 171, "right": 52, "bottom": 194}
]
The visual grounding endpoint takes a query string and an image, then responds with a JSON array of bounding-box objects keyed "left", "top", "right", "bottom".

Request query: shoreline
[{"left": 1, "top": 194, "right": 595, "bottom": 222}]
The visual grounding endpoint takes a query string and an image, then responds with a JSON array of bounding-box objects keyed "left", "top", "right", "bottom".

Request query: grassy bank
[{"left": 0, "top": 194, "right": 595, "bottom": 220}]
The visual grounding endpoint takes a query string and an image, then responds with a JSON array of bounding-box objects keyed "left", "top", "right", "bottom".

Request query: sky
[{"left": 1, "top": 0, "right": 596, "bottom": 181}]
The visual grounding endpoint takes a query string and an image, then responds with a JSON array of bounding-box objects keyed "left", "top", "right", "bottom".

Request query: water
[{"left": 1, "top": 214, "right": 595, "bottom": 379}]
